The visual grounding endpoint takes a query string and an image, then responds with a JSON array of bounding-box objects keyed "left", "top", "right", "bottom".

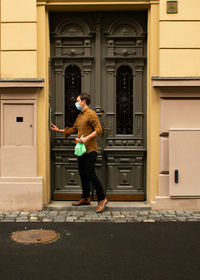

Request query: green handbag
[{"left": 74, "top": 135, "right": 86, "bottom": 156}]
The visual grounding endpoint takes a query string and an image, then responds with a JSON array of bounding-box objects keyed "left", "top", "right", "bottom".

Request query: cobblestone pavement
[{"left": 1, "top": 208, "right": 200, "bottom": 222}]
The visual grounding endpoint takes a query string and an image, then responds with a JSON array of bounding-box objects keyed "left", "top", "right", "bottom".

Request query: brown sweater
[{"left": 64, "top": 107, "right": 103, "bottom": 153}]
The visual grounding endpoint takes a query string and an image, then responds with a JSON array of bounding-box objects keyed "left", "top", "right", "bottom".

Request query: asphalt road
[{"left": 0, "top": 222, "right": 200, "bottom": 280}]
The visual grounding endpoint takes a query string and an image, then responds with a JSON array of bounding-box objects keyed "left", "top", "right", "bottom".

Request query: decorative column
[
  {"left": 53, "top": 58, "right": 64, "bottom": 130},
  {"left": 106, "top": 60, "right": 115, "bottom": 137},
  {"left": 94, "top": 17, "right": 102, "bottom": 115},
  {"left": 134, "top": 59, "right": 144, "bottom": 138}
]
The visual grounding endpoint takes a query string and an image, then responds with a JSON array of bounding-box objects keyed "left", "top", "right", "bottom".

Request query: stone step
[{"left": 45, "top": 201, "right": 151, "bottom": 211}]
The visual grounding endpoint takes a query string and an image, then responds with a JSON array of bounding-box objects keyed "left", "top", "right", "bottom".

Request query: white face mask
[{"left": 75, "top": 102, "right": 82, "bottom": 111}]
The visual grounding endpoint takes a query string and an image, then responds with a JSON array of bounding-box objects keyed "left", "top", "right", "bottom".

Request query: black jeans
[{"left": 77, "top": 151, "right": 105, "bottom": 201}]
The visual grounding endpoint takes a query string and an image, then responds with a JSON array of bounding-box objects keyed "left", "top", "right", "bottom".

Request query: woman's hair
[{"left": 78, "top": 93, "right": 91, "bottom": 105}]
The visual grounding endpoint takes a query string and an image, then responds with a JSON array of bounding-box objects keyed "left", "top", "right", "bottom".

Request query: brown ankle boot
[{"left": 72, "top": 198, "right": 90, "bottom": 206}]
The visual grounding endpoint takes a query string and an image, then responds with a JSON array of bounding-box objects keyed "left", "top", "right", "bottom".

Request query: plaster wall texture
[
  {"left": 36, "top": 6, "right": 51, "bottom": 204},
  {"left": 146, "top": 4, "right": 159, "bottom": 202},
  {"left": 160, "top": 99, "right": 200, "bottom": 133},
  {"left": 1, "top": 0, "right": 37, "bottom": 78},
  {"left": 1, "top": 0, "right": 36, "bottom": 22},
  {"left": 159, "top": 0, "right": 200, "bottom": 77},
  {"left": 1, "top": 52, "right": 37, "bottom": 78},
  {"left": 159, "top": 49, "right": 200, "bottom": 77},
  {"left": 153, "top": 0, "right": 200, "bottom": 209},
  {"left": 0, "top": 177, "right": 43, "bottom": 211},
  {"left": 159, "top": 137, "right": 168, "bottom": 173},
  {"left": 160, "top": 22, "right": 200, "bottom": 48},
  {"left": 158, "top": 175, "right": 169, "bottom": 197},
  {"left": 1, "top": 23, "right": 37, "bottom": 50},
  {"left": 160, "top": 0, "right": 200, "bottom": 20}
]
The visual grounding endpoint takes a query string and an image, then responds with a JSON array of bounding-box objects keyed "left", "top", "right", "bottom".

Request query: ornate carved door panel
[{"left": 50, "top": 12, "right": 147, "bottom": 200}]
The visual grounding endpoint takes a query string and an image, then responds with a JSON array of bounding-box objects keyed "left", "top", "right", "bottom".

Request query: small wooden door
[{"left": 50, "top": 11, "right": 147, "bottom": 200}]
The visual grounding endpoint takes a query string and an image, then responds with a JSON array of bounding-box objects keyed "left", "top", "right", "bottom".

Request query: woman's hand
[{"left": 50, "top": 122, "right": 59, "bottom": 132}]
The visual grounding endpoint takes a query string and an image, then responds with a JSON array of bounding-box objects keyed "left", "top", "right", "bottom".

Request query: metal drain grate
[{"left": 11, "top": 229, "right": 60, "bottom": 244}]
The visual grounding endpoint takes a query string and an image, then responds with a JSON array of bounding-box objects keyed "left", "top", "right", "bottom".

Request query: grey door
[{"left": 50, "top": 12, "right": 147, "bottom": 201}]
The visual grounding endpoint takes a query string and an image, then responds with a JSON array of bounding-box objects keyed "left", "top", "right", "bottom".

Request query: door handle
[
  {"left": 102, "top": 125, "right": 111, "bottom": 132},
  {"left": 102, "top": 123, "right": 110, "bottom": 131},
  {"left": 174, "top": 169, "right": 179, "bottom": 184}
]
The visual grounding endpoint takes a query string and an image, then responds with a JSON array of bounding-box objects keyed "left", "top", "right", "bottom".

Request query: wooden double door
[{"left": 50, "top": 11, "right": 147, "bottom": 200}]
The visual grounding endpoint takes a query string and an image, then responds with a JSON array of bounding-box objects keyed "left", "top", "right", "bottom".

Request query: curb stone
[{"left": 0, "top": 208, "right": 200, "bottom": 222}]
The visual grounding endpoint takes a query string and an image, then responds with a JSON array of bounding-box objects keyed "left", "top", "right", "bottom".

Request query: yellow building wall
[
  {"left": 0, "top": 1, "right": 1, "bottom": 75},
  {"left": 1, "top": 51, "right": 37, "bottom": 78},
  {"left": 2, "top": 23, "right": 37, "bottom": 50},
  {"left": 1, "top": 0, "right": 37, "bottom": 78},
  {"left": 160, "top": 0, "right": 200, "bottom": 20},
  {"left": 37, "top": 6, "right": 51, "bottom": 204},
  {"left": 147, "top": 3, "right": 160, "bottom": 202},
  {"left": 1, "top": 0, "right": 36, "bottom": 21},
  {"left": 159, "top": 0, "right": 200, "bottom": 77},
  {"left": 0, "top": 0, "right": 50, "bottom": 205}
]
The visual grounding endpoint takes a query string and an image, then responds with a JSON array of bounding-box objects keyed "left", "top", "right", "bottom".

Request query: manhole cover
[{"left": 11, "top": 229, "right": 60, "bottom": 244}]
